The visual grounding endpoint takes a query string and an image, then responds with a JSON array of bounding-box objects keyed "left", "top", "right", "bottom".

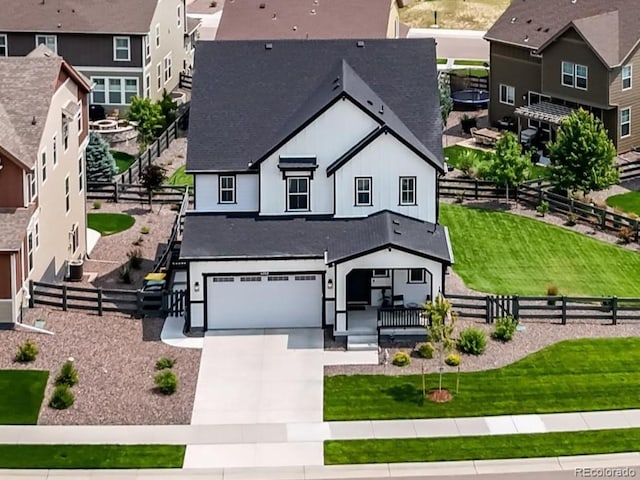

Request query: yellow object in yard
[{"left": 144, "top": 272, "right": 166, "bottom": 281}]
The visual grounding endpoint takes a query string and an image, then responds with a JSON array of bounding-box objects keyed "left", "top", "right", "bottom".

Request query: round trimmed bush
[
  {"left": 445, "top": 353, "right": 460, "bottom": 367},
  {"left": 55, "top": 360, "right": 79, "bottom": 387},
  {"left": 392, "top": 351, "right": 411, "bottom": 367},
  {"left": 492, "top": 316, "right": 518, "bottom": 342},
  {"left": 155, "top": 370, "right": 178, "bottom": 395},
  {"left": 457, "top": 327, "right": 487, "bottom": 355},
  {"left": 49, "top": 385, "right": 75, "bottom": 410},
  {"left": 416, "top": 342, "right": 435, "bottom": 359}
]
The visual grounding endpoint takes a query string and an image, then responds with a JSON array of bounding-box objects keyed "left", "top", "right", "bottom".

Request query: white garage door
[{"left": 207, "top": 274, "right": 323, "bottom": 329}]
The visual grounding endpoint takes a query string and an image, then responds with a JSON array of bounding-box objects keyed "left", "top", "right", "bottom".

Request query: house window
[
  {"left": 91, "top": 77, "right": 138, "bottom": 105},
  {"left": 27, "top": 232, "right": 34, "bottom": 273},
  {"left": 219, "top": 175, "right": 235, "bottom": 203},
  {"left": 372, "top": 269, "right": 388, "bottom": 277},
  {"left": 62, "top": 116, "right": 69, "bottom": 151},
  {"left": 145, "top": 73, "right": 150, "bottom": 98},
  {"left": 177, "top": 5, "right": 182, "bottom": 28},
  {"left": 77, "top": 100, "right": 83, "bottom": 133},
  {"left": 0, "top": 34, "right": 7, "bottom": 56},
  {"left": 163, "top": 53, "right": 172, "bottom": 83},
  {"left": 28, "top": 170, "right": 37, "bottom": 201},
  {"left": 35, "top": 35, "right": 57, "bottom": 53},
  {"left": 124, "top": 79, "right": 138, "bottom": 103},
  {"left": 109, "top": 78, "right": 122, "bottom": 104},
  {"left": 355, "top": 177, "right": 372, "bottom": 206},
  {"left": 562, "top": 61, "right": 574, "bottom": 87},
  {"left": 408, "top": 268, "right": 425, "bottom": 283},
  {"left": 144, "top": 35, "right": 151, "bottom": 61},
  {"left": 287, "top": 177, "right": 309, "bottom": 211},
  {"left": 78, "top": 154, "right": 84, "bottom": 192},
  {"left": 399, "top": 177, "right": 416, "bottom": 205},
  {"left": 562, "top": 61, "right": 588, "bottom": 90},
  {"left": 70, "top": 224, "right": 79, "bottom": 254},
  {"left": 622, "top": 65, "right": 632, "bottom": 90},
  {"left": 155, "top": 24, "right": 160, "bottom": 48},
  {"left": 64, "top": 175, "right": 70, "bottom": 213},
  {"left": 35, "top": 221, "right": 39, "bottom": 249},
  {"left": 621, "top": 107, "right": 631, "bottom": 138},
  {"left": 52, "top": 134, "right": 57, "bottom": 165},
  {"left": 113, "top": 36, "right": 131, "bottom": 61},
  {"left": 157, "top": 63, "right": 162, "bottom": 90},
  {"left": 40, "top": 150, "right": 47, "bottom": 183},
  {"left": 575, "top": 64, "right": 588, "bottom": 90},
  {"left": 499, "top": 84, "right": 515, "bottom": 105},
  {"left": 92, "top": 78, "right": 106, "bottom": 104}
]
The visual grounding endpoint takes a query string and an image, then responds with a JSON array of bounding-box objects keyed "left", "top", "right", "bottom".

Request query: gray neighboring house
[
  {"left": 0, "top": 0, "right": 199, "bottom": 114},
  {"left": 485, "top": 0, "right": 640, "bottom": 153}
]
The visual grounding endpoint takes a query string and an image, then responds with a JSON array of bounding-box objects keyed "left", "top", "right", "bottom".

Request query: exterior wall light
[
  {"left": 194, "top": 281, "right": 200, "bottom": 292},
  {"left": 327, "top": 279, "right": 333, "bottom": 289}
]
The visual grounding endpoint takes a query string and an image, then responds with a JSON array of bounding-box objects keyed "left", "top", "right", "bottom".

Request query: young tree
[
  {"left": 484, "top": 132, "right": 531, "bottom": 203},
  {"left": 127, "top": 96, "right": 164, "bottom": 152},
  {"left": 85, "top": 132, "right": 117, "bottom": 182},
  {"left": 438, "top": 73, "right": 453, "bottom": 129},
  {"left": 548, "top": 108, "right": 618, "bottom": 196},
  {"left": 425, "top": 294, "right": 457, "bottom": 393},
  {"left": 158, "top": 89, "right": 178, "bottom": 130},
  {"left": 139, "top": 164, "right": 167, "bottom": 209}
]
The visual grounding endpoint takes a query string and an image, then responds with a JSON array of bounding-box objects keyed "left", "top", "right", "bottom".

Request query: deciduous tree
[{"left": 485, "top": 132, "right": 531, "bottom": 202}]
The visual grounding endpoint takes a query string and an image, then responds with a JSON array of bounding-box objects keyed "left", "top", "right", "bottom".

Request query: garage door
[{"left": 207, "top": 274, "right": 322, "bottom": 329}]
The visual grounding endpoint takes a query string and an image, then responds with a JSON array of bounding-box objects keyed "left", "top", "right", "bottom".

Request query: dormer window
[
  {"left": 219, "top": 175, "right": 235, "bottom": 203},
  {"left": 35, "top": 35, "right": 57, "bottom": 54},
  {"left": 562, "top": 61, "right": 588, "bottom": 90},
  {"left": 287, "top": 177, "right": 309, "bottom": 211}
]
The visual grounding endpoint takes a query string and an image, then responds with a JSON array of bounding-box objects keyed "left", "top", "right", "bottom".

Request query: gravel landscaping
[{"left": 0, "top": 307, "right": 200, "bottom": 425}]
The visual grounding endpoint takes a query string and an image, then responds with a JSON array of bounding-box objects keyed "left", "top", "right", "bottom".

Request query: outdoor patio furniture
[
  {"left": 472, "top": 127, "right": 502, "bottom": 147},
  {"left": 392, "top": 295, "right": 405, "bottom": 307}
]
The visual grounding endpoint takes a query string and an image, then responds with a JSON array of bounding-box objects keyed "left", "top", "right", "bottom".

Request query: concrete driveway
[{"left": 190, "top": 328, "right": 324, "bottom": 425}]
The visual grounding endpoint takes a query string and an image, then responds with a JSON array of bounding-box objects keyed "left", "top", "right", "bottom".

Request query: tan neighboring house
[
  {"left": 215, "top": 0, "right": 405, "bottom": 40},
  {"left": 0, "top": 48, "right": 91, "bottom": 328},
  {"left": 485, "top": 0, "right": 640, "bottom": 152},
  {"left": 0, "top": 0, "right": 199, "bottom": 114}
]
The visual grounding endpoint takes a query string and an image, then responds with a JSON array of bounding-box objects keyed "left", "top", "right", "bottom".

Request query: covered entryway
[{"left": 206, "top": 273, "right": 322, "bottom": 329}]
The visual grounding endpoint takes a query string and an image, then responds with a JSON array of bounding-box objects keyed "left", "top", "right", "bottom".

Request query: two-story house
[
  {"left": 0, "top": 47, "right": 91, "bottom": 328},
  {"left": 0, "top": 0, "right": 199, "bottom": 113},
  {"left": 180, "top": 39, "right": 453, "bottom": 342},
  {"left": 485, "top": 0, "right": 640, "bottom": 152}
]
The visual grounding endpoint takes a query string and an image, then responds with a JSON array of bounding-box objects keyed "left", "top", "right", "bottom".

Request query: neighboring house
[
  {"left": 180, "top": 39, "right": 453, "bottom": 341},
  {"left": 485, "top": 0, "right": 640, "bottom": 152},
  {"left": 215, "top": 0, "right": 406, "bottom": 40},
  {"left": 0, "top": 47, "right": 91, "bottom": 328},
  {"left": 0, "top": 0, "right": 199, "bottom": 113}
]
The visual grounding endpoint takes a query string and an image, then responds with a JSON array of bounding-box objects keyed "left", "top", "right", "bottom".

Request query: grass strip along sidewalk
[{"left": 325, "top": 428, "right": 640, "bottom": 465}]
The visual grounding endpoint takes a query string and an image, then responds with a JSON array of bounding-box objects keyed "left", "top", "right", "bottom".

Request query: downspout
[{"left": 9, "top": 253, "right": 17, "bottom": 323}]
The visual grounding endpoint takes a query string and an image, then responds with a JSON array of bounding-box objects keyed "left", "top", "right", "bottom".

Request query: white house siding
[
  {"left": 259, "top": 98, "right": 379, "bottom": 215},
  {"left": 334, "top": 133, "right": 437, "bottom": 222},
  {"left": 392, "top": 269, "right": 432, "bottom": 306},
  {"left": 194, "top": 173, "right": 259, "bottom": 212}
]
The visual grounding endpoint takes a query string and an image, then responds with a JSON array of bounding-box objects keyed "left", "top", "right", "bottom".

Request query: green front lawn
[
  {"left": 110, "top": 150, "right": 136, "bottom": 174},
  {"left": 0, "top": 370, "right": 48, "bottom": 424},
  {"left": 443, "top": 145, "right": 496, "bottom": 169},
  {"left": 166, "top": 165, "right": 193, "bottom": 187},
  {"left": 0, "top": 445, "right": 185, "bottom": 468},
  {"left": 453, "top": 59, "right": 488, "bottom": 67},
  {"left": 87, "top": 213, "right": 135, "bottom": 236},
  {"left": 324, "top": 338, "right": 640, "bottom": 421},
  {"left": 440, "top": 204, "right": 640, "bottom": 296},
  {"left": 606, "top": 191, "right": 640, "bottom": 216},
  {"left": 437, "top": 58, "right": 448, "bottom": 65},
  {"left": 325, "top": 429, "right": 640, "bottom": 464}
]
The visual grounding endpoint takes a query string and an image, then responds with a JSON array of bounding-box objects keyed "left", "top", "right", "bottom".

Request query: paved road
[{"left": 408, "top": 28, "right": 489, "bottom": 60}]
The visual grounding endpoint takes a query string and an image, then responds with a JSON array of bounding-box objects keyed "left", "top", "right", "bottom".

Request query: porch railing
[{"left": 377, "top": 307, "right": 429, "bottom": 330}]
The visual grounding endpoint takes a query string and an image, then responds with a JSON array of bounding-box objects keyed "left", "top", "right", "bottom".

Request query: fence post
[
  {"left": 137, "top": 290, "right": 144, "bottom": 317},
  {"left": 62, "top": 285, "right": 68, "bottom": 311},
  {"left": 612, "top": 296, "right": 618, "bottom": 325},
  {"left": 173, "top": 120, "right": 178, "bottom": 140},
  {"left": 156, "top": 137, "right": 161, "bottom": 158},
  {"left": 485, "top": 295, "right": 491, "bottom": 324},
  {"left": 513, "top": 295, "right": 519, "bottom": 320},
  {"left": 128, "top": 166, "right": 132, "bottom": 184},
  {"left": 97, "top": 288, "right": 103, "bottom": 316},
  {"left": 28, "top": 280, "right": 34, "bottom": 307},
  {"left": 600, "top": 208, "right": 607, "bottom": 230},
  {"left": 114, "top": 182, "right": 119, "bottom": 203},
  {"left": 475, "top": 179, "right": 479, "bottom": 200},
  {"left": 561, "top": 296, "right": 567, "bottom": 325},
  {"left": 635, "top": 220, "right": 639, "bottom": 243}
]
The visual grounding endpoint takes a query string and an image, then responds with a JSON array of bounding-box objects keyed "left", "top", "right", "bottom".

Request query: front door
[{"left": 346, "top": 269, "right": 372, "bottom": 306}]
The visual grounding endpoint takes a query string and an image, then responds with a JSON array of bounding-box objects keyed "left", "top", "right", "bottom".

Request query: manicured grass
[
  {"left": 110, "top": 150, "right": 136, "bottom": 174},
  {"left": 324, "top": 338, "right": 640, "bottom": 421},
  {"left": 0, "top": 445, "right": 185, "bottom": 468},
  {"left": 325, "top": 429, "right": 640, "bottom": 464},
  {"left": 450, "top": 67, "right": 489, "bottom": 78},
  {"left": 166, "top": 165, "right": 193, "bottom": 187},
  {"left": 87, "top": 213, "right": 135, "bottom": 236},
  {"left": 0, "top": 370, "right": 48, "bottom": 425},
  {"left": 440, "top": 204, "right": 640, "bottom": 296},
  {"left": 606, "top": 191, "right": 640, "bottom": 216},
  {"left": 443, "top": 145, "right": 547, "bottom": 180},
  {"left": 453, "top": 59, "right": 488, "bottom": 67},
  {"left": 437, "top": 58, "right": 448, "bottom": 65}
]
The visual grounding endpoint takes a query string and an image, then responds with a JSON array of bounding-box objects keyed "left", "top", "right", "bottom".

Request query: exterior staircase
[{"left": 346, "top": 308, "right": 379, "bottom": 351}]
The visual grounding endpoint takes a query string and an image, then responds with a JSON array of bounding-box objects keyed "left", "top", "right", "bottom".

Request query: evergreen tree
[{"left": 85, "top": 132, "right": 117, "bottom": 182}]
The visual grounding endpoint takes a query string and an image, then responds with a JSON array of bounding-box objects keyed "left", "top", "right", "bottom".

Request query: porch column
[{"left": 334, "top": 263, "right": 348, "bottom": 335}]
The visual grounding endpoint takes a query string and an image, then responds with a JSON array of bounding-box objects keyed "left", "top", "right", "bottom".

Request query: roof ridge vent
[{"left": 265, "top": 42, "right": 273, "bottom": 50}]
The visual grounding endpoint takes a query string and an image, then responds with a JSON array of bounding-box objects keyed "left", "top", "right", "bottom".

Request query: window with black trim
[
  {"left": 287, "top": 177, "right": 309, "bottom": 211},
  {"left": 70, "top": 223, "right": 79, "bottom": 254},
  {"left": 27, "top": 232, "right": 34, "bottom": 273},
  {"left": 372, "top": 269, "right": 388, "bottom": 277},
  {"left": 408, "top": 268, "right": 425, "bottom": 283},
  {"left": 355, "top": 177, "right": 372, "bottom": 206},
  {"left": 399, "top": 177, "right": 416, "bottom": 205},
  {"left": 64, "top": 175, "right": 70, "bottom": 213},
  {"left": 219, "top": 175, "right": 235, "bottom": 203}
]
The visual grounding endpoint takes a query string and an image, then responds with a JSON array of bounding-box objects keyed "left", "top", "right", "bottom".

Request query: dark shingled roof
[
  {"left": 484, "top": 0, "right": 640, "bottom": 68},
  {"left": 179, "top": 210, "right": 452, "bottom": 264},
  {"left": 186, "top": 39, "right": 443, "bottom": 172}
]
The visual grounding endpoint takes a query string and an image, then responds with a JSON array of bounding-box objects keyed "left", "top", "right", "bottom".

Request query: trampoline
[{"left": 450, "top": 89, "right": 490, "bottom": 106}]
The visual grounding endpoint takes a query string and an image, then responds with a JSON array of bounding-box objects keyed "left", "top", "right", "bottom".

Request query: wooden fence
[
  {"left": 179, "top": 72, "right": 192, "bottom": 89},
  {"left": 439, "top": 177, "right": 503, "bottom": 200},
  {"left": 152, "top": 188, "right": 189, "bottom": 273},
  {"left": 618, "top": 158, "right": 640, "bottom": 182},
  {"left": 86, "top": 182, "right": 192, "bottom": 204}
]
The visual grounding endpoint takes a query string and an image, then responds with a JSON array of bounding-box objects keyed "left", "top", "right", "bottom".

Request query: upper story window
[
  {"left": 0, "top": 34, "right": 7, "bottom": 56},
  {"left": 28, "top": 170, "right": 37, "bottom": 202},
  {"left": 62, "top": 116, "right": 69, "bottom": 151},
  {"left": 35, "top": 35, "right": 57, "bottom": 54},
  {"left": 163, "top": 53, "right": 172, "bottom": 83},
  {"left": 40, "top": 149, "right": 47, "bottom": 184},
  {"left": 113, "top": 36, "right": 131, "bottom": 61},
  {"left": 77, "top": 100, "right": 83, "bottom": 133},
  {"left": 355, "top": 177, "right": 372, "bottom": 206},
  {"left": 562, "top": 61, "right": 588, "bottom": 90},
  {"left": 78, "top": 154, "right": 84, "bottom": 192},
  {"left": 144, "top": 35, "right": 151, "bottom": 62},
  {"left": 155, "top": 24, "right": 161, "bottom": 48},
  {"left": 27, "top": 232, "right": 34, "bottom": 273},
  {"left": 64, "top": 175, "right": 70, "bottom": 213},
  {"left": 499, "top": 84, "right": 515, "bottom": 105},
  {"left": 219, "top": 175, "right": 235, "bottom": 203},
  {"left": 156, "top": 63, "right": 162, "bottom": 90},
  {"left": 621, "top": 107, "right": 631, "bottom": 138},
  {"left": 287, "top": 177, "right": 309, "bottom": 211},
  {"left": 399, "top": 177, "right": 416, "bottom": 206},
  {"left": 622, "top": 65, "right": 633, "bottom": 91},
  {"left": 52, "top": 134, "right": 57, "bottom": 166},
  {"left": 177, "top": 5, "right": 182, "bottom": 28}
]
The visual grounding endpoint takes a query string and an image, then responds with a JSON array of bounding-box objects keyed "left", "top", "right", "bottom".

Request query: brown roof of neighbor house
[
  {"left": 0, "top": 206, "right": 36, "bottom": 251},
  {"left": 216, "top": 0, "right": 399, "bottom": 40},
  {"left": 484, "top": 0, "right": 640, "bottom": 68},
  {"left": 0, "top": 0, "right": 159, "bottom": 34}
]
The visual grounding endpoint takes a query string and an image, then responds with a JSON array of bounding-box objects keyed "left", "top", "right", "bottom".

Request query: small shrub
[
  {"left": 49, "top": 385, "right": 75, "bottom": 410},
  {"left": 460, "top": 114, "right": 478, "bottom": 134},
  {"left": 618, "top": 226, "right": 633, "bottom": 244},
  {"left": 155, "top": 370, "right": 178, "bottom": 395},
  {"left": 536, "top": 200, "right": 549, "bottom": 217},
  {"left": 140, "top": 226, "right": 150, "bottom": 235},
  {"left": 119, "top": 264, "right": 132, "bottom": 284},
  {"left": 457, "top": 327, "right": 487, "bottom": 355},
  {"left": 416, "top": 342, "right": 435, "bottom": 359},
  {"left": 457, "top": 150, "right": 479, "bottom": 177},
  {"left": 492, "top": 316, "right": 518, "bottom": 342},
  {"left": 565, "top": 212, "right": 578, "bottom": 226},
  {"left": 15, "top": 339, "right": 39, "bottom": 363},
  {"left": 92, "top": 200, "right": 102, "bottom": 210},
  {"left": 392, "top": 351, "right": 411, "bottom": 367},
  {"left": 127, "top": 248, "right": 143, "bottom": 270},
  {"left": 156, "top": 357, "right": 176, "bottom": 370},
  {"left": 454, "top": 191, "right": 466, "bottom": 204},
  {"left": 546, "top": 284, "right": 559, "bottom": 305},
  {"left": 445, "top": 353, "right": 460, "bottom": 367},
  {"left": 55, "top": 359, "right": 79, "bottom": 387}
]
